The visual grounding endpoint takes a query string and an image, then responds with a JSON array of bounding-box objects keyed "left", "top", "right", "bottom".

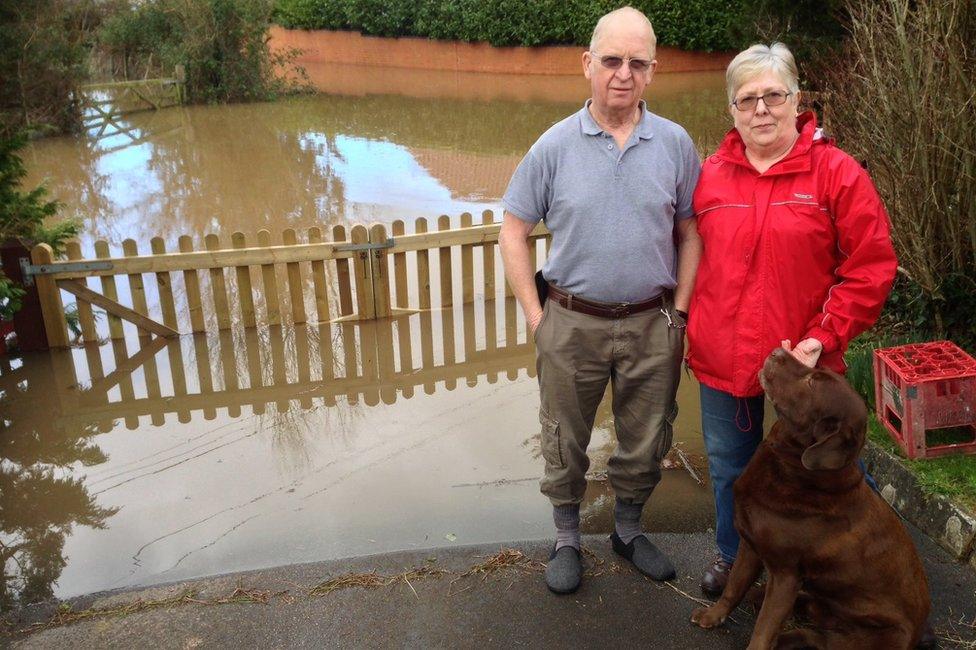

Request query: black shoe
[
  {"left": 610, "top": 531, "right": 676, "bottom": 581},
  {"left": 545, "top": 545, "right": 582, "bottom": 594},
  {"left": 700, "top": 555, "right": 733, "bottom": 598}
]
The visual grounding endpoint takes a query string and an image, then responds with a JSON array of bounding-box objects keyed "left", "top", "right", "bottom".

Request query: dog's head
[{"left": 759, "top": 347, "right": 867, "bottom": 471}]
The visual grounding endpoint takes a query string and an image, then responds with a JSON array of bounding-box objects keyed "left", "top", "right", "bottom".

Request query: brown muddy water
[{"left": 3, "top": 66, "right": 755, "bottom": 605}]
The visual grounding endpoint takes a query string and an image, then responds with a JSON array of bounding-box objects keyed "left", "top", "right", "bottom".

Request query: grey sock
[
  {"left": 553, "top": 504, "right": 581, "bottom": 551},
  {"left": 614, "top": 498, "right": 643, "bottom": 544}
]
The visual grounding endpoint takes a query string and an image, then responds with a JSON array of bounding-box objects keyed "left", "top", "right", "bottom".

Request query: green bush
[
  {"left": 343, "top": 0, "right": 418, "bottom": 37},
  {"left": 273, "top": 0, "right": 744, "bottom": 51},
  {"left": 727, "top": 0, "right": 847, "bottom": 80},
  {"left": 0, "top": 2, "right": 89, "bottom": 137},
  {"left": 274, "top": 0, "right": 350, "bottom": 31},
  {"left": 0, "top": 134, "right": 79, "bottom": 322},
  {"left": 99, "top": 0, "right": 306, "bottom": 104}
]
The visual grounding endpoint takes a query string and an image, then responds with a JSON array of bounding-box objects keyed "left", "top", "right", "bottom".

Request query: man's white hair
[
  {"left": 726, "top": 42, "right": 799, "bottom": 104},
  {"left": 589, "top": 6, "right": 656, "bottom": 59}
]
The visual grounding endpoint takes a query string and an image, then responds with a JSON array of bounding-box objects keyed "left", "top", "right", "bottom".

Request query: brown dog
[{"left": 691, "top": 348, "right": 930, "bottom": 649}]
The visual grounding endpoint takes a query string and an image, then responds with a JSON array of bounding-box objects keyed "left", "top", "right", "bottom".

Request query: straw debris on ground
[
  {"left": 455, "top": 548, "right": 546, "bottom": 581},
  {"left": 188, "top": 581, "right": 286, "bottom": 605},
  {"left": 581, "top": 546, "right": 624, "bottom": 578},
  {"left": 939, "top": 610, "right": 976, "bottom": 649},
  {"left": 308, "top": 566, "right": 447, "bottom": 597},
  {"left": 4, "top": 552, "right": 974, "bottom": 648},
  {"left": 662, "top": 443, "right": 707, "bottom": 486},
  {"left": 4, "top": 580, "right": 287, "bottom": 637}
]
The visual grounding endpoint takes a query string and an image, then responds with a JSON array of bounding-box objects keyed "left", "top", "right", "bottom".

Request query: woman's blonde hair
[{"left": 726, "top": 42, "right": 799, "bottom": 104}]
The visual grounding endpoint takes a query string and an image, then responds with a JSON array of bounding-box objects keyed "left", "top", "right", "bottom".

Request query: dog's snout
[{"left": 771, "top": 347, "right": 787, "bottom": 359}]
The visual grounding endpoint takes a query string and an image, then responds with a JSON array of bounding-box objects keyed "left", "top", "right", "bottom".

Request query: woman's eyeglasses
[
  {"left": 731, "top": 91, "right": 792, "bottom": 111},
  {"left": 590, "top": 53, "right": 653, "bottom": 73}
]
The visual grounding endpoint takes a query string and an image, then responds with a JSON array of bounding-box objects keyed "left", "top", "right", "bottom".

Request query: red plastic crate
[{"left": 873, "top": 341, "right": 976, "bottom": 459}]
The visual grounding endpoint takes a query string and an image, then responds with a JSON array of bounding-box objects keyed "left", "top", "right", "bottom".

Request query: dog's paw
[{"left": 690, "top": 605, "right": 727, "bottom": 628}]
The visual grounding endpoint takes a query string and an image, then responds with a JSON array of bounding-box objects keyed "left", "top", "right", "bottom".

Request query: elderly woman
[{"left": 685, "top": 42, "right": 897, "bottom": 596}]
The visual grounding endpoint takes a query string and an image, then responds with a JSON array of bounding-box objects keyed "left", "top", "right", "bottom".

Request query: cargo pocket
[
  {"left": 539, "top": 410, "right": 564, "bottom": 469},
  {"left": 656, "top": 402, "right": 678, "bottom": 461}
]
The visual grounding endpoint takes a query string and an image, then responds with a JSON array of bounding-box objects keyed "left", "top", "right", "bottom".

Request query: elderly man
[{"left": 499, "top": 6, "right": 702, "bottom": 594}]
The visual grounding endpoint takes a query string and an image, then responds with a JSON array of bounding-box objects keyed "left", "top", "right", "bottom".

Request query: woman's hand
[{"left": 780, "top": 338, "right": 823, "bottom": 368}]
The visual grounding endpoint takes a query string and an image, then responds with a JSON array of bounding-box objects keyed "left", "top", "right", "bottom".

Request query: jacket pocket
[
  {"left": 773, "top": 201, "right": 834, "bottom": 250},
  {"left": 540, "top": 410, "right": 564, "bottom": 469}
]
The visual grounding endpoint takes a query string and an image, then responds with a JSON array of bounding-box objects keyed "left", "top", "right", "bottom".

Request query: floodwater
[
  {"left": 3, "top": 65, "right": 745, "bottom": 605},
  {"left": 21, "top": 66, "right": 729, "bottom": 249}
]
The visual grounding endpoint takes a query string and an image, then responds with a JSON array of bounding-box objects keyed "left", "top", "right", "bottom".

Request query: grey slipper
[
  {"left": 545, "top": 545, "right": 582, "bottom": 594},
  {"left": 611, "top": 531, "right": 676, "bottom": 581}
]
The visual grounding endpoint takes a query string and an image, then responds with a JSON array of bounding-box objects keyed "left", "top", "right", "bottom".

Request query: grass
[{"left": 867, "top": 416, "right": 976, "bottom": 513}]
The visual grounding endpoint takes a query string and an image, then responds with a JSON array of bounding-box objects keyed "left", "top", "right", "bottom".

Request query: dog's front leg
[
  {"left": 691, "top": 538, "right": 762, "bottom": 628},
  {"left": 746, "top": 569, "right": 800, "bottom": 650}
]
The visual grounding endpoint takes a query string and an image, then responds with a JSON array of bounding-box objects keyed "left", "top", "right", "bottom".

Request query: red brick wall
[{"left": 269, "top": 26, "right": 733, "bottom": 76}]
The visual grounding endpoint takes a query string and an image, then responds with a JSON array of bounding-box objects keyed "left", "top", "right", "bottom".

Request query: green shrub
[
  {"left": 643, "top": 0, "right": 740, "bottom": 52},
  {"left": 0, "top": 134, "right": 79, "bottom": 321},
  {"left": 343, "top": 0, "right": 418, "bottom": 37},
  {"left": 728, "top": 0, "right": 848, "bottom": 80},
  {"left": 273, "top": 0, "right": 744, "bottom": 51},
  {"left": 0, "top": 2, "right": 89, "bottom": 137},
  {"left": 272, "top": 0, "right": 350, "bottom": 30},
  {"left": 99, "top": 0, "right": 307, "bottom": 104}
]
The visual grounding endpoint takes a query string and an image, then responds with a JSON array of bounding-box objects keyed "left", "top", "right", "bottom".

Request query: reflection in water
[
  {"left": 54, "top": 301, "right": 534, "bottom": 432},
  {"left": 23, "top": 66, "right": 727, "bottom": 256},
  {"left": 0, "top": 298, "right": 719, "bottom": 603},
  {"left": 0, "top": 301, "right": 535, "bottom": 604},
  {"left": 0, "top": 353, "right": 118, "bottom": 610}
]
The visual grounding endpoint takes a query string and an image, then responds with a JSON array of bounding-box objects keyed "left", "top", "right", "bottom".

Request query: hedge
[{"left": 272, "top": 0, "right": 743, "bottom": 51}]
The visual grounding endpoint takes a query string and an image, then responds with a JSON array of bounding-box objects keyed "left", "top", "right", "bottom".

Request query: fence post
[
  {"left": 31, "top": 243, "right": 70, "bottom": 348},
  {"left": 0, "top": 239, "right": 48, "bottom": 351},
  {"left": 369, "top": 223, "right": 391, "bottom": 318},
  {"left": 175, "top": 64, "right": 186, "bottom": 104},
  {"left": 351, "top": 225, "right": 375, "bottom": 320}
]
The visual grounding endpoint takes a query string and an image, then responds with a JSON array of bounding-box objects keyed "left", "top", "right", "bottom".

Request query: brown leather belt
[{"left": 546, "top": 283, "right": 665, "bottom": 319}]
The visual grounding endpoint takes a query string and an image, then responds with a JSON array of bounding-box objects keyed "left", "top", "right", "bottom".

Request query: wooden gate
[
  {"left": 78, "top": 68, "right": 185, "bottom": 138},
  {"left": 25, "top": 214, "right": 549, "bottom": 348}
]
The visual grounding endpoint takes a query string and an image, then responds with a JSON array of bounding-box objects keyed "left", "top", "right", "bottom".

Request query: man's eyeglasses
[
  {"left": 590, "top": 53, "right": 653, "bottom": 73},
  {"left": 731, "top": 91, "right": 792, "bottom": 111}
]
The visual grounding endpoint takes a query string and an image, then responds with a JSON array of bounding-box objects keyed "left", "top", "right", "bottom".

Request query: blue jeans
[
  {"left": 700, "top": 384, "right": 878, "bottom": 564},
  {"left": 700, "top": 385, "right": 764, "bottom": 564}
]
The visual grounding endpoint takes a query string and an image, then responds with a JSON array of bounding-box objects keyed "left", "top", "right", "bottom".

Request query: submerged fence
[
  {"left": 1, "top": 301, "right": 537, "bottom": 435},
  {"left": 25, "top": 212, "right": 549, "bottom": 348}
]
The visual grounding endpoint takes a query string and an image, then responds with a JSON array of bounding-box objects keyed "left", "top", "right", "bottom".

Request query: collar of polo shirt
[{"left": 580, "top": 99, "right": 655, "bottom": 140}]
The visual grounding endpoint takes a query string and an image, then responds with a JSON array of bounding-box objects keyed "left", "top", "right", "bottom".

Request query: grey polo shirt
[{"left": 502, "top": 100, "right": 700, "bottom": 303}]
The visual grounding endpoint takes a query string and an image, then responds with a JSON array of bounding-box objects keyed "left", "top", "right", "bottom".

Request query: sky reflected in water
[{"left": 22, "top": 66, "right": 728, "bottom": 256}]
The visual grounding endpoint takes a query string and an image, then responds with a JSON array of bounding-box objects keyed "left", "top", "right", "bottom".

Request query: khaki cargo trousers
[{"left": 534, "top": 297, "right": 683, "bottom": 507}]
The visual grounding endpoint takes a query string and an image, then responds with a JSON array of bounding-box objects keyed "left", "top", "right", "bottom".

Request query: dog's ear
[{"left": 801, "top": 416, "right": 855, "bottom": 471}]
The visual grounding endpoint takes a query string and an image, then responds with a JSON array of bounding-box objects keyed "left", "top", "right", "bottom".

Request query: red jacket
[{"left": 687, "top": 112, "right": 897, "bottom": 397}]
